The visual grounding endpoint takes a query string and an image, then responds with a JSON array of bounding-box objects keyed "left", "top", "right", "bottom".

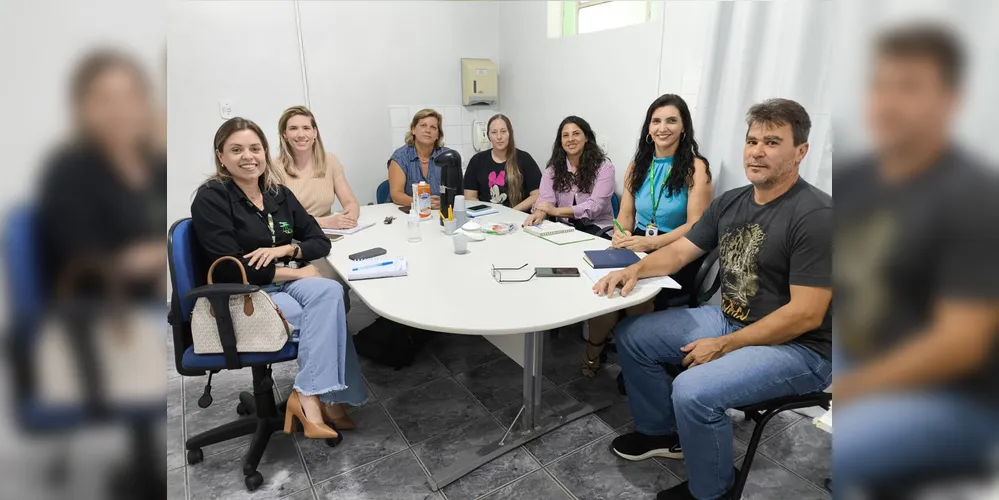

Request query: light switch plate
[{"left": 219, "top": 100, "right": 233, "bottom": 119}]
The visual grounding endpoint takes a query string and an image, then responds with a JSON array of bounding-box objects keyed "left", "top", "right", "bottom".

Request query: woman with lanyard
[
  {"left": 580, "top": 94, "right": 712, "bottom": 377},
  {"left": 191, "top": 118, "right": 368, "bottom": 437}
]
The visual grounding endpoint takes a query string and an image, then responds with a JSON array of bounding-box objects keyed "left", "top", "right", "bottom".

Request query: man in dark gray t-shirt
[
  {"left": 593, "top": 99, "right": 832, "bottom": 500},
  {"left": 832, "top": 22, "right": 999, "bottom": 496}
]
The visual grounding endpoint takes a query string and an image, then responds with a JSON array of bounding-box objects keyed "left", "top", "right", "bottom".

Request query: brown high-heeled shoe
[
  {"left": 321, "top": 404, "right": 356, "bottom": 430},
  {"left": 581, "top": 338, "right": 607, "bottom": 378},
  {"left": 284, "top": 392, "right": 339, "bottom": 439}
]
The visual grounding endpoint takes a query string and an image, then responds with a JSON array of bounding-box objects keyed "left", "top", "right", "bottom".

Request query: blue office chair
[
  {"left": 376, "top": 180, "right": 391, "bottom": 204},
  {"left": 168, "top": 218, "right": 340, "bottom": 492},
  {"left": 4, "top": 204, "right": 162, "bottom": 495},
  {"left": 611, "top": 192, "right": 620, "bottom": 218}
]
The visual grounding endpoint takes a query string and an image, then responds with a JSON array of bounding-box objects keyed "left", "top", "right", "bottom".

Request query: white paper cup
[{"left": 453, "top": 232, "right": 468, "bottom": 254}]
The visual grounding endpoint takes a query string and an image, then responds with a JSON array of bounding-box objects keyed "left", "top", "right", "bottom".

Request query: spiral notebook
[
  {"left": 523, "top": 221, "right": 574, "bottom": 237},
  {"left": 524, "top": 222, "right": 595, "bottom": 245},
  {"left": 323, "top": 220, "right": 375, "bottom": 236},
  {"left": 346, "top": 257, "right": 408, "bottom": 281}
]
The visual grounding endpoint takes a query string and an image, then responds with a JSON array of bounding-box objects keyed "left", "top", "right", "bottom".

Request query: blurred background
[
  {"left": 0, "top": 0, "right": 996, "bottom": 499},
  {"left": 832, "top": 0, "right": 999, "bottom": 498},
  {"left": 0, "top": 0, "right": 167, "bottom": 499}
]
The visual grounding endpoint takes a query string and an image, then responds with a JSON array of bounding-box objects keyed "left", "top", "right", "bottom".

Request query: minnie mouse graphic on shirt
[{"left": 488, "top": 170, "right": 508, "bottom": 205}]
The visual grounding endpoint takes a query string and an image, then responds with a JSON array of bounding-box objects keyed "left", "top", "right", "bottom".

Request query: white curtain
[{"left": 693, "top": 0, "right": 834, "bottom": 196}]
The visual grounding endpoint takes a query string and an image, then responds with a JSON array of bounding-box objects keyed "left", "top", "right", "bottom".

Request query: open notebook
[
  {"left": 346, "top": 256, "right": 408, "bottom": 281},
  {"left": 523, "top": 221, "right": 574, "bottom": 237},
  {"left": 583, "top": 267, "right": 680, "bottom": 290},
  {"left": 323, "top": 220, "right": 375, "bottom": 236},
  {"left": 524, "top": 221, "right": 594, "bottom": 245}
]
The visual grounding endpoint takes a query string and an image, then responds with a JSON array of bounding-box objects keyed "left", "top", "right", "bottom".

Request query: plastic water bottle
[{"left": 407, "top": 201, "right": 422, "bottom": 243}]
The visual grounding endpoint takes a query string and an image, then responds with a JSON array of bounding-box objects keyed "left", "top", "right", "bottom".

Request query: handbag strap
[
  {"left": 206, "top": 255, "right": 249, "bottom": 284},
  {"left": 207, "top": 294, "right": 241, "bottom": 369}
]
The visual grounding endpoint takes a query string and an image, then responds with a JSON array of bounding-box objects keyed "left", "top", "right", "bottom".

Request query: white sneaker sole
[{"left": 612, "top": 447, "right": 683, "bottom": 461}]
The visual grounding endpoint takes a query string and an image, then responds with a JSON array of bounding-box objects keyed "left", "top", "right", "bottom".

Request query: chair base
[{"left": 184, "top": 365, "right": 286, "bottom": 491}]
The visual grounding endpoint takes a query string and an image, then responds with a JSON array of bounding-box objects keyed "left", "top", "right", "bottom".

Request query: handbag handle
[
  {"left": 206, "top": 256, "right": 249, "bottom": 285},
  {"left": 204, "top": 256, "right": 256, "bottom": 318}
]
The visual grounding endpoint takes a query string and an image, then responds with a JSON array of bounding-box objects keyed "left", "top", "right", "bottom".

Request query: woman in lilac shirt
[{"left": 523, "top": 116, "right": 615, "bottom": 230}]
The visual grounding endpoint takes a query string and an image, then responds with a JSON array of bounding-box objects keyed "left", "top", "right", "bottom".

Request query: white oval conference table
[{"left": 326, "top": 202, "right": 659, "bottom": 491}]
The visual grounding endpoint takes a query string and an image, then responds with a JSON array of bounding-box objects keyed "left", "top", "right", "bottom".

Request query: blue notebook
[{"left": 582, "top": 249, "right": 640, "bottom": 269}]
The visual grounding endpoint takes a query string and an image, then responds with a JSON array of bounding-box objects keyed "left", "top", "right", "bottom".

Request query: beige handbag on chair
[
  {"left": 35, "top": 264, "right": 166, "bottom": 408},
  {"left": 190, "top": 256, "right": 292, "bottom": 354}
]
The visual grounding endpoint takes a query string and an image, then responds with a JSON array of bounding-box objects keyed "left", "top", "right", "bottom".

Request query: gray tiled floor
[{"left": 169, "top": 293, "right": 831, "bottom": 499}]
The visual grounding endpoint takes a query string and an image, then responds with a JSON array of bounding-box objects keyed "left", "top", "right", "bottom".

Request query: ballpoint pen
[
  {"left": 351, "top": 260, "right": 393, "bottom": 271},
  {"left": 612, "top": 219, "right": 626, "bottom": 235},
  {"left": 448, "top": 206, "right": 453, "bottom": 221}
]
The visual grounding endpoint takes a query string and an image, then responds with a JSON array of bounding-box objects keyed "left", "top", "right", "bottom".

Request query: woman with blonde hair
[
  {"left": 275, "top": 105, "right": 360, "bottom": 229},
  {"left": 387, "top": 108, "right": 453, "bottom": 209},
  {"left": 463, "top": 114, "right": 542, "bottom": 212},
  {"left": 191, "top": 117, "right": 367, "bottom": 436},
  {"left": 275, "top": 106, "right": 359, "bottom": 293}
]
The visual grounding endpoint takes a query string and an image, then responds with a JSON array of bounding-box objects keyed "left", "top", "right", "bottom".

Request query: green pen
[{"left": 612, "top": 219, "right": 626, "bottom": 235}]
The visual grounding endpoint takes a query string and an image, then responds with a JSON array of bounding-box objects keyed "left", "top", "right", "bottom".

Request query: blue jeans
[
  {"left": 835, "top": 392, "right": 999, "bottom": 492},
  {"left": 834, "top": 343, "right": 999, "bottom": 491},
  {"left": 264, "top": 277, "right": 368, "bottom": 406},
  {"left": 615, "top": 306, "right": 831, "bottom": 499}
]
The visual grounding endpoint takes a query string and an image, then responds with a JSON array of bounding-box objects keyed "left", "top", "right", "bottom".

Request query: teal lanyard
[
  {"left": 246, "top": 199, "right": 276, "bottom": 245},
  {"left": 266, "top": 213, "right": 275, "bottom": 245},
  {"left": 647, "top": 160, "right": 671, "bottom": 226}
]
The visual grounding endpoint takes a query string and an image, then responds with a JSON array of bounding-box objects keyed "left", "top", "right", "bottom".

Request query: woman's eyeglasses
[{"left": 491, "top": 263, "right": 536, "bottom": 283}]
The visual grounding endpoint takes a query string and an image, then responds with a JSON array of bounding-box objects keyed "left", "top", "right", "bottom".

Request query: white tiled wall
[{"left": 388, "top": 105, "right": 497, "bottom": 170}]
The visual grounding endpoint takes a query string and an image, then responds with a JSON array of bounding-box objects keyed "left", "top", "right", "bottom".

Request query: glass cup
[{"left": 407, "top": 216, "right": 422, "bottom": 243}]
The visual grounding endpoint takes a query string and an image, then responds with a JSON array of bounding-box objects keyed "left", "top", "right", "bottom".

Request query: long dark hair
[
  {"left": 628, "top": 94, "right": 709, "bottom": 197},
  {"left": 547, "top": 116, "right": 606, "bottom": 194}
]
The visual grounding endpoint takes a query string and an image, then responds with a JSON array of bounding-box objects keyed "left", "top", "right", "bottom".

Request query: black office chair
[
  {"left": 729, "top": 391, "right": 831, "bottom": 497},
  {"left": 168, "top": 218, "right": 341, "bottom": 492},
  {"left": 660, "top": 362, "right": 831, "bottom": 498}
]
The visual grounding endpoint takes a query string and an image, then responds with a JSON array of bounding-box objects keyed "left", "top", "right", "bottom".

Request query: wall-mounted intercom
[
  {"left": 461, "top": 58, "right": 497, "bottom": 106},
  {"left": 472, "top": 121, "right": 490, "bottom": 152}
]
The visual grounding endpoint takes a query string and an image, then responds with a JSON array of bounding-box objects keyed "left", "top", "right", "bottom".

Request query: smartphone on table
[{"left": 535, "top": 267, "right": 580, "bottom": 278}]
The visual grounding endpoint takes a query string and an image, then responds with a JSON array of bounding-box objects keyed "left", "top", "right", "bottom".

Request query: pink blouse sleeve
[
  {"left": 572, "top": 160, "right": 615, "bottom": 220},
  {"left": 533, "top": 166, "right": 557, "bottom": 210}
]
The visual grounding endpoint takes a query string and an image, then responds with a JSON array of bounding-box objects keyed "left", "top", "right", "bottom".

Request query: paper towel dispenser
[{"left": 461, "top": 58, "right": 497, "bottom": 106}]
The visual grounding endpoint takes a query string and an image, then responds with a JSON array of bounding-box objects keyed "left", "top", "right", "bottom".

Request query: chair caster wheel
[
  {"left": 325, "top": 434, "right": 343, "bottom": 447},
  {"left": 237, "top": 391, "right": 255, "bottom": 416},
  {"left": 244, "top": 471, "right": 264, "bottom": 491},
  {"left": 187, "top": 449, "right": 203, "bottom": 465}
]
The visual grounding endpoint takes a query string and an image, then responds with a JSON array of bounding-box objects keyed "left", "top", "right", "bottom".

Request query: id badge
[{"left": 645, "top": 224, "right": 659, "bottom": 237}]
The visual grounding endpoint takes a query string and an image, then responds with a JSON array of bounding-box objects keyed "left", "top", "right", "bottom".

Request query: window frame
[{"left": 559, "top": 0, "right": 654, "bottom": 37}]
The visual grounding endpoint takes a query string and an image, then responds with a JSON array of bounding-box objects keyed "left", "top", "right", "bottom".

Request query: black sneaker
[
  {"left": 656, "top": 468, "right": 739, "bottom": 500},
  {"left": 611, "top": 431, "right": 683, "bottom": 461}
]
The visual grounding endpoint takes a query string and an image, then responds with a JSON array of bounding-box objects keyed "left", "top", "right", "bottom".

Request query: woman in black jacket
[{"left": 191, "top": 117, "right": 366, "bottom": 439}]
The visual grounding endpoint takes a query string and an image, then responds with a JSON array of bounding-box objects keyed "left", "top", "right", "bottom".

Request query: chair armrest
[
  {"left": 689, "top": 248, "right": 721, "bottom": 308},
  {"left": 596, "top": 225, "right": 615, "bottom": 241},
  {"left": 184, "top": 283, "right": 260, "bottom": 301}
]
